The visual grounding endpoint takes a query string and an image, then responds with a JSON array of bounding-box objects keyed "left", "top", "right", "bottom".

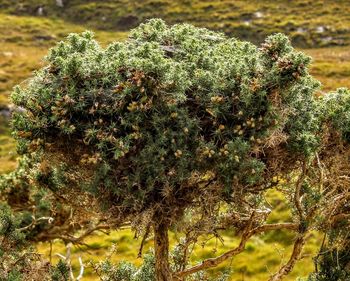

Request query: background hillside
[
  {"left": 2, "top": 0, "right": 350, "bottom": 47},
  {"left": 0, "top": 1, "right": 349, "bottom": 280}
]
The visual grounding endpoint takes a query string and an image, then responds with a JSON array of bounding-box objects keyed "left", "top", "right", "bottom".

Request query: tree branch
[
  {"left": 174, "top": 222, "right": 298, "bottom": 279},
  {"left": 294, "top": 161, "right": 307, "bottom": 220},
  {"left": 17, "top": 216, "right": 54, "bottom": 232},
  {"left": 268, "top": 234, "right": 306, "bottom": 281}
]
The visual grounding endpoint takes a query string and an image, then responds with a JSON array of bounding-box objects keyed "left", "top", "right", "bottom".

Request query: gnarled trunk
[{"left": 154, "top": 221, "right": 173, "bottom": 281}]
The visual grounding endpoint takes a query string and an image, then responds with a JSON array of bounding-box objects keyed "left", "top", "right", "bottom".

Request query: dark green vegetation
[
  {"left": 10, "top": 23, "right": 319, "bottom": 204},
  {"left": 2, "top": 18, "right": 350, "bottom": 281},
  {"left": 0, "top": 13, "right": 126, "bottom": 175},
  {"left": 309, "top": 242, "right": 350, "bottom": 281},
  {"left": 0, "top": 1, "right": 350, "bottom": 281},
  {"left": 10, "top": 20, "right": 322, "bottom": 280}
]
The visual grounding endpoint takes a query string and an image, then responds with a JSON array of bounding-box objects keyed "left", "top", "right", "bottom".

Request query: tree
[{"left": 6, "top": 19, "right": 350, "bottom": 280}]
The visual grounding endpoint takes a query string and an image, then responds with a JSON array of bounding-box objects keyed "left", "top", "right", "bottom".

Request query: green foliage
[
  {"left": 0, "top": 2, "right": 350, "bottom": 280},
  {"left": 95, "top": 251, "right": 230, "bottom": 281},
  {"left": 97, "top": 252, "right": 155, "bottom": 281},
  {"left": 0, "top": 156, "right": 54, "bottom": 239},
  {"left": 0, "top": 205, "right": 26, "bottom": 254},
  {"left": 0, "top": 205, "right": 36, "bottom": 280},
  {"left": 8, "top": 19, "right": 350, "bottom": 281},
  {"left": 308, "top": 244, "right": 350, "bottom": 281},
  {"left": 321, "top": 88, "right": 350, "bottom": 142},
  {"left": 11, "top": 20, "right": 321, "bottom": 225},
  {"left": 51, "top": 260, "right": 69, "bottom": 281},
  {"left": 0, "top": 203, "right": 71, "bottom": 280}
]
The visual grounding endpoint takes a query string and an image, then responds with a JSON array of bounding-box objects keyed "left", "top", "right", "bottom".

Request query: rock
[
  {"left": 316, "top": 26, "right": 325, "bottom": 33},
  {"left": 322, "top": 36, "right": 333, "bottom": 43},
  {"left": 7, "top": 105, "right": 27, "bottom": 115},
  {"left": 254, "top": 11, "right": 264, "bottom": 18},
  {"left": 296, "top": 27, "right": 307, "bottom": 33},
  {"left": 0, "top": 107, "right": 11, "bottom": 120},
  {"left": 2, "top": 52, "right": 13, "bottom": 57},
  {"left": 33, "top": 34, "right": 56, "bottom": 41},
  {"left": 37, "top": 6, "right": 44, "bottom": 16},
  {"left": 243, "top": 20, "right": 251, "bottom": 26},
  {"left": 56, "top": 0, "right": 64, "bottom": 7}
]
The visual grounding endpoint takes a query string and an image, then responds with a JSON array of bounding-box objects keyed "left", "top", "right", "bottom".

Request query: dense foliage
[
  {"left": 11, "top": 19, "right": 320, "bottom": 222},
  {"left": 309, "top": 245, "right": 350, "bottom": 281},
  {"left": 0, "top": 205, "right": 70, "bottom": 280},
  {"left": 2, "top": 19, "right": 350, "bottom": 280}
]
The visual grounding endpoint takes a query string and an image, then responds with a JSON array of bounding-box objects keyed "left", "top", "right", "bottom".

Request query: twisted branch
[{"left": 174, "top": 222, "right": 298, "bottom": 279}]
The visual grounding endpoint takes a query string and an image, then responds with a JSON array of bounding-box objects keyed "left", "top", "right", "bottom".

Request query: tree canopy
[
  {"left": 2, "top": 19, "right": 350, "bottom": 281},
  {"left": 10, "top": 19, "right": 319, "bottom": 218}
]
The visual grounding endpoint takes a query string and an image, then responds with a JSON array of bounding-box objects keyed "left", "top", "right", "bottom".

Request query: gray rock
[
  {"left": 254, "top": 11, "right": 264, "bottom": 18},
  {"left": 0, "top": 108, "right": 11, "bottom": 120},
  {"left": 316, "top": 26, "right": 325, "bottom": 33},
  {"left": 37, "top": 6, "right": 44, "bottom": 16},
  {"left": 56, "top": 0, "right": 64, "bottom": 7}
]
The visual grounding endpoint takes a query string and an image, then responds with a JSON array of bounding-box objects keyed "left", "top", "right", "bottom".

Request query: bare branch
[
  {"left": 174, "top": 222, "right": 298, "bottom": 279},
  {"left": 17, "top": 216, "right": 54, "bottom": 232},
  {"left": 138, "top": 223, "right": 151, "bottom": 258},
  {"left": 76, "top": 257, "right": 84, "bottom": 280},
  {"left": 41, "top": 224, "right": 110, "bottom": 245},
  {"left": 294, "top": 161, "right": 307, "bottom": 220},
  {"left": 268, "top": 234, "right": 306, "bottom": 281},
  {"left": 65, "top": 243, "right": 74, "bottom": 280},
  {"left": 330, "top": 213, "right": 350, "bottom": 225}
]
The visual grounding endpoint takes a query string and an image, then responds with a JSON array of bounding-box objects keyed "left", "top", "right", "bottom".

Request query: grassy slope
[
  {"left": 1, "top": 0, "right": 350, "bottom": 48},
  {"left": 0, "top": 1, "right": 350, "bottom": 280},
  {"left": 0, "top": 13, "right": 126, "bottom": 105},
  {"left": 306, "top": 47, "right": 350, "bottom": 91}
]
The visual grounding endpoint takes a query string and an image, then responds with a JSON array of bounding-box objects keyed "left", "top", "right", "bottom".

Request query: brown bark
[
  {"left": 174, "top": 222, "right": 298, "bottom": 279},
  {"left": 268, "top": 235, "right": 306, "bottom": 281},
  {"left": 154, "top": 221, "right": 173, "bottom": 281}
]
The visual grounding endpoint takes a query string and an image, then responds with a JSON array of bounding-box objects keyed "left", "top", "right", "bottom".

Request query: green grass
[
  {"left": 0, "top": 118, "right": 16, "bottom": 173},
  {"left": 0, "top": 13, "right": 126, "bottom": 106},
  {"left": 1, "top": 0, "right": 350, "bottom": 47},
  {"left": 305, "top": 47, "right": 350, "bottom": 91},
  {"left": 36, "top": 189, "right": 319, "bottom": 281}
]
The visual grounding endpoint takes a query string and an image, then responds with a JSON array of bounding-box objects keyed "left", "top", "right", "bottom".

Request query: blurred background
[{"left": 0, "top": 1, "right": 349, "bottom": 280}]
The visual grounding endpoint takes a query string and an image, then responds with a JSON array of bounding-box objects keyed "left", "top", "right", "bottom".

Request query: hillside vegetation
[
  {"left": 0, "top": 1, "right": 350, "bottom": 280},
  {"left": 1, "top": 0, "right": 350, "bottom": 48}
]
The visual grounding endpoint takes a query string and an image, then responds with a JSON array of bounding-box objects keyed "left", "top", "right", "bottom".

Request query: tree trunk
[{"left": 154, "top": 221, "right": 173, "bottom": 281}]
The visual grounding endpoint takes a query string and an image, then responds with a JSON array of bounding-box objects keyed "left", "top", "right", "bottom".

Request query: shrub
[{"left": 5, "top": 19, "right": 350, "bottom": 280}]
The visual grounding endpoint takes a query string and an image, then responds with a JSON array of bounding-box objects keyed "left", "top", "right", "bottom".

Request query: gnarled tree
[{"left": 5, "top": 19, "right": 350, "bottom": 280}]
